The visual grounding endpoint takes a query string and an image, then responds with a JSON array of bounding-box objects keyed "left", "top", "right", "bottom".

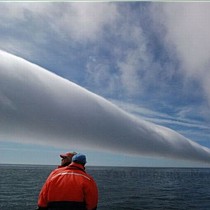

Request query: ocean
[{"left": 0, "top": 164, "right": 210, "bottom": 210}]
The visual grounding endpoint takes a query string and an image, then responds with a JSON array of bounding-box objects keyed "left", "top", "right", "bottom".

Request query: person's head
[
  {"left": 72, "top": 153, "right": 87, "bottom": 166},
  {"left": 60, "top": 152, "right": 77, "bottom": 167}
]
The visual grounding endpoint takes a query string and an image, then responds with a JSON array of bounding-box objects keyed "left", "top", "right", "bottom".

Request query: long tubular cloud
[{"left": 1, "top": 50, "right": 210, "bottom": 164}]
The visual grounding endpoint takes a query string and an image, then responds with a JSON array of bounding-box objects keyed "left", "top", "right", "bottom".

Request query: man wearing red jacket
[{"left": 37, "top": 153, "right": 98, "bottom": 210}]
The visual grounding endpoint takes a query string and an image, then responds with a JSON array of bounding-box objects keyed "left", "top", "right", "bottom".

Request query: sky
[{"left": 0, "top": 2, "right": 210, "bottom": 167}]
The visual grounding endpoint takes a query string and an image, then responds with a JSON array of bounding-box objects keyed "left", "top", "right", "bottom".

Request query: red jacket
[{"left": 38, "top": 163, "right": 98, "bottom": 210}]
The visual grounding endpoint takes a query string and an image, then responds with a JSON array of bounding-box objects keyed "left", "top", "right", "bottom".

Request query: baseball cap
[
  {"left": 72, "top": 153, "right": 87, "bottom": 165},
  {"left": 60, "top": 152, "right": 77, "bottom": 159}
]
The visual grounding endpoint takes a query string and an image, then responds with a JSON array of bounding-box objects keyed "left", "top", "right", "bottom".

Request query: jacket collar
[{"left": 68, "top": 162, "right": 85, "bottom": 171}]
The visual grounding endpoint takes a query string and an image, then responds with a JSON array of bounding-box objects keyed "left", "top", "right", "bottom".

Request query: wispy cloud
[
  {"left": 151, "top": 3, "right": 210, "bottom": 111},
  {"left": 120, "top": 101, "right": 208, "bottom": 130},
  {"left": 1, "top": 50, "right": 210, "bottom": 164},
  {"left": 111, "top": 99, "right": 210, "bottom": 144}
]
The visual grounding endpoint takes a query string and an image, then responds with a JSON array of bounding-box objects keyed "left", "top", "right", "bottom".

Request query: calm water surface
[{"left": 0, "top": 164, "right": 210, "bottom": 210}]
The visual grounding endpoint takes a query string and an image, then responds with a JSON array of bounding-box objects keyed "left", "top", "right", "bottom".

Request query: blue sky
[{"left": 0, "top": 2, "right": 210, "bottom": 167}]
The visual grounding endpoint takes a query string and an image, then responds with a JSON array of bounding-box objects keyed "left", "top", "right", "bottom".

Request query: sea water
[{"left": 0, "top": 164, "right": 210, "bottom": 210}]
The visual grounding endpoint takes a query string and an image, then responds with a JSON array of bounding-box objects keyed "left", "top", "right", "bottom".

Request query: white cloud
[
  {"left": 115, "top": 23, "right": 151, "bottom": 96},
  {"left": 0, "top": 2, "right": 119, "bottom": 56},
  {"left": 52, "top": 3, "right": 119, "bottom": 42},
  {"left": 86, "top": 57, "right": 120, "bottom": 96},
  {"left": 1, "top": 50, "right": 210, "bottom": 164},
  {"left": 163, "top": 4, "right": 210, "bottom": 74},
  {"left": 111, "top": 99, "right": 210, "bottom": 140},
  {"left": 151, "top": 3, "right": 210, "bottom": 107},
  {"left": 83, "top": 8, "right": 154, "bottom": 97}
]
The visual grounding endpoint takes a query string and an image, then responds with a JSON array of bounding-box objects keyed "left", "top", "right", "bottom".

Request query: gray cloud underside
[{"left": 1, "top": 50, "right": 210, "bottom": 164}]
